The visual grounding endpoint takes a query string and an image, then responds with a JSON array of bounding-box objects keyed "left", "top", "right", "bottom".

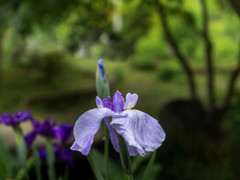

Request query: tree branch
[
  {"left": 222, "top": 39, "right": 240, "bottom": 113},
  {"left": 200, "top": 0, "right": 215, "bottom": 117},
  {"left": 221, "top": 0, "right": 240, "bottom": 114},
  {"left": 229, "top": 0, "right": 240, "bottom": 18},
  {"left": 155, "top": 0, "right": 197, "bottom": 100}
]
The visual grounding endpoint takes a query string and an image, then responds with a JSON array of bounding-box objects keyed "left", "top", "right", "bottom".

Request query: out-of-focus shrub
[
  {"left": 155, "top": 65, "right": 179, "bottom": 81},
  {"left": 26, "top": 51, "right": 66, "bottom": 83},
  {"left": 133, "top": 26, "right": 171, "bottom": 70},
  {"left": 113, "top": 66, "right": 125, "bottom": 82}
]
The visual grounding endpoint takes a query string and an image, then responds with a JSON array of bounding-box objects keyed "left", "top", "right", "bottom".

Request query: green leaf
[
  {"left": 63, "top": 165, "right": 69, "bottom": 180},
  {"left": 87, "top": 152, "right": 105, "bottom": 180},
  {"left": 91, "top": 149, "right": 125, "bottom": 180},
  {"left": 0, "top": 137, "right": 18, "bottom": 178},
  {"left": 46, "top": 138, "right": 56, "bottom": 180},
  {"left": 15, "top": 128, "right": 28, "bottom": 168},
  {"left": 33, "top": 145, "right": 42, "bottom": 180},
  {"left": 131, "top": 153, "right": 151, "bottom": 174},
  {"left": 15, "top": 157, "right": 35, "bottom": 180},
  {"left": 141, "top": 151, "right": 157, "bottom": 180},
  {"left": 117, "top": 134, "right": 133, "bottom": 179}
]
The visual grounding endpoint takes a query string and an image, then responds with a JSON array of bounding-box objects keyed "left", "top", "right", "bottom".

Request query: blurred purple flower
[
  {"left": 39, "top": 143, "right": 74, "bottom": 167},
  {"left": 0, "top": 110, "right": 32, "bottom": 127},
  {"left": 25, "top": 119, "right": 73, "bottom": 146},
  {"left": 71, "top": 91, "right": 166, "bottom": 156}
]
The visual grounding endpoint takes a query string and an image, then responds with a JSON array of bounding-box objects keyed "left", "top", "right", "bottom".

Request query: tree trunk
[
  {"left": 222, "top": 38, "right": 240, "bottom": 114},
  {"left": 229, "top": 0, "right": 240, "bottom": 18},
  {"left": 200, "top": 0, "right": 215, "bottom": 125},
  {"left": 222, "top": 0, "right": 240, "bottom": 114},
  {"left": 155, "top": 0, "right": 197, "bottom": 100}
]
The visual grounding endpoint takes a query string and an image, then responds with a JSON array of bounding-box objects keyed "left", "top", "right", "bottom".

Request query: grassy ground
[{"left": 1, "top": 57, "right": 239, "bottom": 125}]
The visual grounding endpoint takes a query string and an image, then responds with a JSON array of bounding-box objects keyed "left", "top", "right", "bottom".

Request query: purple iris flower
[
  {"left": 71, "top": 91, "right": 166, "bottom": 156},
  {"left": 39, "top": 143, "right": 74, "bottom": 167},
  {"left": 0, "top": 110, "right": 32, "bottom": 127},
  {"left": 98, "top": 59, "right": 107, "bottom": 82},
  {"left": 25, "top": 119, "right": 73, "bottom": 146}
]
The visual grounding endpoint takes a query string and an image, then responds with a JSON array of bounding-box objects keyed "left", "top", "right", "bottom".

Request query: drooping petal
[
  {"left": 71, "top": 141, "right": 89, "bottom": 156},
  {"left": 110, "top": 110, "right": 166, "bottom": 156},
  {"left": 124, "top": 93, "right": 138, "bottom": 110},
  {"left": 104, "top": 117, "right": 119, "bottom": 152},
  {"left": 112, "top": 91, "right": 125, "bottom": 113},
  {"left": 71, "top": 108, "right": 121, "bottom": 156},
  {"left": 104, "top": 117, "right": 141, "bottom": 156}
]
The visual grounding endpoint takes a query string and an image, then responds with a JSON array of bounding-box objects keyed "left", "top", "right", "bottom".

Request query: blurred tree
[
  {"left": 0, "top": 0, "right": 78, "bottom": 91},
  {"left": 119, "top": 0, "right": 152, "bottom": 58},
  {"left": 65, "top": 0, "right": 113, "bottom": 55},
  {"left": 154, "top": 0, "right": 240, "bottom": 135},
  {"left": 229, "top": 0, "right": 240, "bottom": 17},
  {"left": 222, "top": 0, "right": 240, "bottom": 119},
  {"left": 64, "top": 0, "right": 152, "bottom": 59},
  {"left": 154, "top": 0, "right": 197, "bottom": 100}
]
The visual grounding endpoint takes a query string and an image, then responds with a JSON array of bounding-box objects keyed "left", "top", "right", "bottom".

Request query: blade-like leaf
[
  {"left": 87, "top": 152, "right": 105, "bottom": 180},
  {"left": 141, "top": 151, "right": 157, "bottom": 180},
  {"left": 91, "top": 149, "right": 125, "bottom": 180}
]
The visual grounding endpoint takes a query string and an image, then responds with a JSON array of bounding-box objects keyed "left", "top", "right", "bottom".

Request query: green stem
[
  {"left": 46, "top": 138, "right": 56, "bottom": 180},
  {"left": 15, "top": 126, "right": 30, "bottom": 180},
  {"left": 15, "top": 126, "right": 27, "bottom": 168},
  {"left": 104, "top": 123, "right": 109, "bottom": 180},
  {"left": 117, "top": 134, "right": 134, "bottom": 179},
  {"left": 15, "top": 157, "right": 35, "bottom": 180}
]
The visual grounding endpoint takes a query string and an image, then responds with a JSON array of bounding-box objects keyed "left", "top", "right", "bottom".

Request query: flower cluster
[
  {"left": 71, "top": 91, "right": 166, "bottom": 156},
  {"left": 25, "top": 119, "right": 73, "bottom": 146},
  {"left": 0, "top": 110, "right": 73, "bottom": 166},
  {"left": 0, "top": 110, "right": 32, "bottom": 127},
  {"left": 25, "top": 118, "right": 73, "bottom": 165},
  {"left": 25, "top": 119, "right": 73, "bottom": 166}
]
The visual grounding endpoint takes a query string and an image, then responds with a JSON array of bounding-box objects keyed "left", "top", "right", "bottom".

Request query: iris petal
[
  {"left": 124, "top": 93, "right": 138, "bottom": 110},
  {"left": 113, "top": 91, "right": 125, "bottom": 113},
  {"left": 102, "top": 96, "right": 113, "bottom": 110},
  {"left": 110, "top": 110, "right": 166, "bottom": 156},
  {"left": 71, "top": 108, "right": 121, "bottom": 155},
  {"left": 96, "top": 96, "right": 103, "bottom": 108},
  {"left": 70, "top": 141, "right": 89, "bottom": 155},
  {"left": 104, "top": 117, "right": 140, "bottom": 156}
]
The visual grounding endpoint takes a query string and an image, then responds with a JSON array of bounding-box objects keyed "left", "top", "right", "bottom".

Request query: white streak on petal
[
  {"left": 124, "top": 93, "right": 138, "bottom": 110},
  {"left": 110, "top": 110, "right": 165, "bottom": 156}
]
